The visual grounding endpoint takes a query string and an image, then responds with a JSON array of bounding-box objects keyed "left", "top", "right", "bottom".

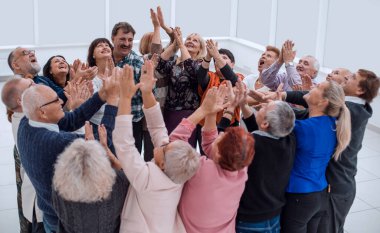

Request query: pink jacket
[
  {"left": 173, "top": 119, "right": 248, "bottom": 233},
  {"left": 113, "top": 103, "right": 186, "bottom": 233}
]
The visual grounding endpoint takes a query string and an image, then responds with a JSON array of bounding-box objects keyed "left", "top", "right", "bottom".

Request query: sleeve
[
  {"left": 261, "top": 60, "right": 283, "bottom": 90},
  {"left": 169, "top": 118, "right": 196, "bottom": 143},
  {"left": 285, "top": 65, "right": 302, "bottom": 87},
  {"left": 219, "top": 64, "right": 238, "bottom": 86},
  {"left": 150, "top": 43, "right": 163, "bottom": 55},
  {"left": 196, "top": 66, "right": 210, "bottom": 91},
  {"left": 285, "top": 91, "right": 309, "bottom": 107},
  {"left": 113, "top": 115, "right": 150, "bottom": 192},
  {"left": 143, "top": 103, "right": 169, "bottom": 147},
  {"left": 217, "top": 117, "right": 231, "bottom": 132},
  {"left": 100, "top": 105, "right": 118, "bottom": 150},
  {"left": 156, "top": 57, "right": 174, "bottom": 75},
  {"left": 242, "top": 113, "right": 259, "bottom": 133},
  {"left": 201, "top": 129, "right": 218, "bottom": 158},
  {"left": 58, "top": 92, "right": 105, "bottom": 131}
]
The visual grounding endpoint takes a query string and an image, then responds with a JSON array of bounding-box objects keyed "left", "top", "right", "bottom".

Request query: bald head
[
  {"left": 1, "top": 77, "right": 34, "bottom": 112},
  {"left": 326, "top": 68, "right": 352, "bottom": 84}
]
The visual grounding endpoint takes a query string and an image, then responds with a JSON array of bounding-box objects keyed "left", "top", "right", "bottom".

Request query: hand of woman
[
  {"left": 139, "top": 60, "right": 157, "bottom": 94},
  {"left": 84, "top": 121, "right": 94, "bottom": 140},
  {"left": 119, "top": 65, "right": 142, "bottom": 100},
  {"left": 98, "top": 124, "right": 122, "bottom": 170}
]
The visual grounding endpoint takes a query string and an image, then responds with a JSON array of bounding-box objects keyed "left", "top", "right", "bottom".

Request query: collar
[
  {"left": 12, "top": 112, "right": 24, "bottom": 119},
  {"left": 252, "top": 130, "right": 279, "bottom": 139},
  {"left": 29, "top": 119, "right": 59, "bottom": 132},
  {"left": 345, "top": 96, "right": 366, "bottom": 105}
]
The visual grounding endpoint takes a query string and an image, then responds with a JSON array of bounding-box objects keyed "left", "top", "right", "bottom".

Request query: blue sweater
[
  {"left": 287, "top": 116, "right": 337, "bottom": 193},
  {"left": 17, "top": 93, "right": 116, "bottom": 228}
]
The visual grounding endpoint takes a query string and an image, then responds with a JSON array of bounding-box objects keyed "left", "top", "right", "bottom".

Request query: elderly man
[
  {"left": 261, "top": 40, "right": 317, "bottom": 91},
  {"left": 272, "top": 69, "right": 379, "bottom": 233},
  {"left": 1, "top": 78, "right": 45, "bottom": 232},
  {"left": 17, "top": 75, "right": 119, "bottom": 232},
  {"left": 111, "top": 22, "right": 146, "bottom": 153},
  {"left": 8, "top": 47, "right": 66, "bottom": 102}
]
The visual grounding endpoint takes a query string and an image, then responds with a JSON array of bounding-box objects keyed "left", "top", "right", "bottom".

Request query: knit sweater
[
  {"left": 175, "top": 119, "right": 248, "bottom": 233},
  {"left": 52, "top": 170, "right": 129, "bottom": 233},
  {"left": 17, "top": 93, "right": 115, "bottom": 228}
]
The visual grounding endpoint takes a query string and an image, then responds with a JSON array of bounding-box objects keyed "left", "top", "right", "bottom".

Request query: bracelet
[
  {"left": 203, "top": 57, "right": 211, "bottom": 63},
  {"left": 223, "top": 110, "right": 234, "bottom": 116}
]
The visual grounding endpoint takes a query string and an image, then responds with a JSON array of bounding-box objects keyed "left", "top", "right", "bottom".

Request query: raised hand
[
  {"left": 150, "top": 8, "right": 160, "bottom": 28},
  {"left": 206, "top": 39, "right": 219, "bottom": 59},
  {"left": 200, "top": 85, "right": 229, "bottom": 115},
  {"left": 84, "top": 121, "right": 94, "bottom": 140},
  {"left": 64, "top": 79, "right": 92, "bottom": 111},
  {"left": 139, "top": 60, "right": 157, "bottom": 94},
  {"left": 119, "top": 65, "right": 142, "bottom": 100},
  {"left": 173, "top": 27, "right": 184, "bottom": 47},
  {"left": 231, "top": 79, "right": 248, "bottom": 108},
  {"left": 99, "top": 67, "right": 121, "bottom": 105},
  {"left": 282, "top": 40, "right": 296, "bottom": 64},
  {"left": 70, "top": 59, "right": 98, "bottom": 82},
  {"left": 157, "top": 6, "right": 173, "bottom": 35}
]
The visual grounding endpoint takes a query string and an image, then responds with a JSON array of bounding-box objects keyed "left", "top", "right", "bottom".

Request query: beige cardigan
[{"left": 113, "top": 103, "right": 186, "bottom": 233}]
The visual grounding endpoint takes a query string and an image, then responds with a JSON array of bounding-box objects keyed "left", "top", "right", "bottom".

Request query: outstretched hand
[
  {"left": 84, "top": 121, "right": 95, "bottom": 141},
  {"left": 119, "top": 65, "right": 142, "bottom": 100},
  {"left": 200, "top": 85, "right": 229, "bottom": 115},
  {"left": 139, "top": 60, "right": 157, "bottom": 94}
]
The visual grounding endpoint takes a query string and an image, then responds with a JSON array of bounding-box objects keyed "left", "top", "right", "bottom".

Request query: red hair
[{"left": 217, "top": 127, "right": 255, "bottom": 171}]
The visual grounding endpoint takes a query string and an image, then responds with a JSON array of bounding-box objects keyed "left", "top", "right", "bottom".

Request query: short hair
[
  {"left": 53, "top": 139, "right": 116, "bottom": 203},
  {"left": 43, "top": 55, "right": 71, "bottom": 84},
  {"left": 219, "top": 48, "right": 235, "bottom": 63},
  {"left": 164, "top": 140, "right": 200, "bottom": 184},
  {"left": 305, "top": 55, "right": 320, "bottom": 77},
  {"left": 1, "top": 77, "right": 23, "bottom": 110},
  {"left": 217, "top": 127, "right": 255, "bottom": 171},
  {"left": 186, "top": 33, "right": 206, "bottom": 60},
  {"left": 21, "top": 85, "right": 48, "bottom": 119},
  {"left": 266, "top": 45, "right": 280, "bottom": 58},
  {"left": 357, "top": 69, "right": 380, "bottom": 103},
  {"left": 8, "top": 50, "right": 15, "bottom": 71},
  {"left": 266, "top": 101, "right": 295, "bottom": 137},
  {"left": 87, "top": 38, "right": 114, "bottom": 67},
  {"left": 111, "top": 22, "right": 136, "bottom": 37},
  {"left": 139, "top": 32, "right": 154, "bottom": 55}
]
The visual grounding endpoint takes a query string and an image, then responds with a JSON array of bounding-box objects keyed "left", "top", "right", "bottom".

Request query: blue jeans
[{"left": 236, "top": 215, "right": 281, "bottom": 233}]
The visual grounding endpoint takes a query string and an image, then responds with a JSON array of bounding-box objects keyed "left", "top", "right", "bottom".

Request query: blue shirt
[{"left": 287, "top": 116, "right": 337, "bottom": 193}]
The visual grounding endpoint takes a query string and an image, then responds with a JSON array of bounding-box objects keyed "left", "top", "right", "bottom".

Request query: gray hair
[
  {"left": 164, "top": 140, "right": 200, "bottom": 184},
  {"left": 266, "top": 101, "right": 295, "bottom": 137},
  {"left": 21, "top": 85, "right": 49, "bottom": 119},
  {"left": 53, "top": 138, "right": 116, "bottom": 203}
]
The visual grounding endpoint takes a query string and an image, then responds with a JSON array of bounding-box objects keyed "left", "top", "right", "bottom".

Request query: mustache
[{"left": 120, "top": 45, "right": 131, "bottom": 49}]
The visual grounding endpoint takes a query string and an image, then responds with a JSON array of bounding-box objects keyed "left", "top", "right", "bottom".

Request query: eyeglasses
[
  {"left": 14, "top": 50, "right": 35, "bottom": 61},
  {"left": 39, "top": 97, "right": 60, "bottom": 108}
]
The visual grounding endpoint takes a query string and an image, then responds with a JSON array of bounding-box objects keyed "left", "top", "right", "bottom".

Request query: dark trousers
[
  {"left": 317, "top": 186, "right": 355, "bottom": 233},
  {"left": 281, "top": 190, "right": 329, "bottom": 233}
]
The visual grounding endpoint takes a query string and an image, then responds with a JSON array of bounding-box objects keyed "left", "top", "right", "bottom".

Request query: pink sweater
[
  {"left": 113, "top": 103, "right": 186, "bottom": 233},
  {"left": 172, "top": 119, "right": 248, "bottom": 233}
]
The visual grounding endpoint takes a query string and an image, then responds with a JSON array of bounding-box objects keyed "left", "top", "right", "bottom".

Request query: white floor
[{"left": 1, "top": 83, "right": 380, "bottom": 233}]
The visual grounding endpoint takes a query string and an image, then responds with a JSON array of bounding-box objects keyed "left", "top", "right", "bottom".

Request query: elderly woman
[
  {"left": 156, "top": 26, "right": 206, "bottom": 148},
  {"left": 51, "top": 123, "right": 128, "bottom": 233},
  {"left": 113, "top": 62, "right": 199, "bottom": 233},
  {"left": 172, "top": 83, "right": 255, "bottom": 233},
  {"left": 278, "top": 80, "right": 351, "bottom": 233}
]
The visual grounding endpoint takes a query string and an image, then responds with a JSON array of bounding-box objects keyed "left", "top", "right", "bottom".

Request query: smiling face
[
  {"left": 112, "top": 30, "right": 134, "bottom": 60},
  {"left": 184, "top": 33, "right": 202, "bottom": 56},
  {"left": 296, "top": 56, "right": 318, "bottom": 78},
  {"left": 93, "top": 42, "right": 113, "bottom": 61},
  {"left": 12, "top": 47, "right": 41, "bottom": 76},
  {"left": 50, "top": 56, "right": 69, "bottom": 78},
  {"left": 38, "top": 87, "right": 65, "bottom": 123}
]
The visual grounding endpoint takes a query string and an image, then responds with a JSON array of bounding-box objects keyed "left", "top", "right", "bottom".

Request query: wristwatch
[{"left": 285, "top": 62, "right": 294, "bottom": 68}]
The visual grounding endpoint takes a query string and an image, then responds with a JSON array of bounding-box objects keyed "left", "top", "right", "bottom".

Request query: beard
[{"left": 28, "top": 63, "right": 41, "bottom": 76}]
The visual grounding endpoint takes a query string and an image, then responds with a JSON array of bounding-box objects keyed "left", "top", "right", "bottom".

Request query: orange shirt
[{"left": 198, "top": 72, "right": 244, "bottom": 126}]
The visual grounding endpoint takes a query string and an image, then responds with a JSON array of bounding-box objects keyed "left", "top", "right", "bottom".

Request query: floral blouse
[{"left": 156, "top": 57, "right": 201, "bottom": 111}]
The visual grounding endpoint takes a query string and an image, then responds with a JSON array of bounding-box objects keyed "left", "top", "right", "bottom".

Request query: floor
[{"left": 1, "top": 83, "right": 380, "bottom": 233}]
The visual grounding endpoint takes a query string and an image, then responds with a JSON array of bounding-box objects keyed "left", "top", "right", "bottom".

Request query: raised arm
[
  {"left": 174, "top": 27, "right": 191, "bottom": 62},
  {"left": 150, "top": 8, "right": 163, "bottom": 55},
  {"left": 282, "top": 40, "right": 301, "bottom": 88}
]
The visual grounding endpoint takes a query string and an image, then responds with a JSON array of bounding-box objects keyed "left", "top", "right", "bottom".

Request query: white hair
[
  {"left": 53, "top": 138, "right": 116, "bottom": 203},
  {"left": 305, "top": 55, "right": 320, "bottom": 78},
  {"left": 21, "top": 84, "right": 48, "bottom": 119},
  {"left": 164, "top": 140, "right": 200, "bottom": 184}
]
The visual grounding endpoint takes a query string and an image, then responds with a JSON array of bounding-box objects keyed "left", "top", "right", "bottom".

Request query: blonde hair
[
  {"left": 323, "top": 81, "right": 351, "bottom": 160},
  {"left": 53, "top": 139, "right": 116, "bottom": 202},
  {"left": 186, "top": 33, "right": 206, "bottom": 60},
  {"left": 139, "top": 32, "right": 154, "bottom": 55},
  {"left": 164, "top": 140, "right": 200, "bottom": 184}
]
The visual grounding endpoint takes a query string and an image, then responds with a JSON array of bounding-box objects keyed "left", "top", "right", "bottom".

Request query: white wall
[{"left": 0, "top": 0, "right": 379, "bottom": 128}]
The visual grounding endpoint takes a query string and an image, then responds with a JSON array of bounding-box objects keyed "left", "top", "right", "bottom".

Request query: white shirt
[{"left": 345, "top": 96, "right": 366, "bottom": 105}]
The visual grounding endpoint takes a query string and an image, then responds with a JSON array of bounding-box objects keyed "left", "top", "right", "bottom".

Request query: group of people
[{"left": 1, "top": 6, "right": 380, "bottom": 233}]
